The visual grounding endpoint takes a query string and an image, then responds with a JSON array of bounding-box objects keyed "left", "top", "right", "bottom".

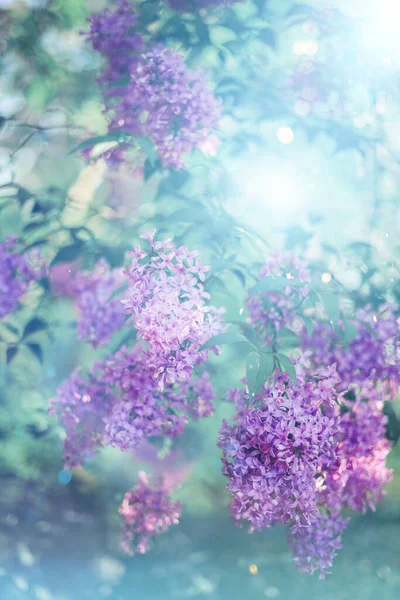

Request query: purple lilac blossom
[
  {"left": 320, "top": 382, "right": 393, "bottom": 513},
  {"left": 0, "top": 235, "right": 42, "bottom": 319},
  {"left": 50, "top": 343, "right": 216, "bottom": 466},
  {"left": 69, "top": 259, "right": 125, "bottom": 348},
  {"left": 99, "top": 344, "right": 216, "bottom": 450},
  {"left": 86, "top": 1, "right": 222, "bottom": 169},
  {"left": 246, "top": 251, "right": 310, "bottom": 344},
  {"left": 303, "top": 304, "right": 400, "bottom": 397},
  {"left": 49, "top": 261, "right": 78, "bottom": 296},
  {"left": 218, "top": 363, "right": 342, "bottom": 534},
  {"left": 287, "top": 509, "right": 349, "bottom": 578},
  {"left": 48, "top": 367, "right": 113, "bottom": 468},
  {"left": 122, "top": 230, "right": 225, "bottom": 390},
  {"left": 87, "top": 0, "right": 143, "bottom": 84},
  {"left": 119, "top": 471, "right": 183, "bottom": 555}
]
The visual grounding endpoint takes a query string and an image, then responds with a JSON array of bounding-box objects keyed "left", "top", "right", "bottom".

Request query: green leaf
[
  {"left": 286, "top": 3, "right": 315, "bottom": 18},
  {"left": 303, "top": 316, "right": 314, "bottom": 336},
  {"left": 334, "top": 324, "right": 348, "bottom": 348},
  {"left": 109, "top": 76, "right": 130, "bottom": 87},
  {"left": 246, "top": 352, "right": 260, "bottom": 398},
  {"left": 143, "top": 158, "right": 161, "bottom": 181},
  {"left": 26, "top": 343, "right": 43, "bottom": 364},
  {"left": 206, "top": 276, "right": 235, "bottom": 299},
  {"left": 17, "top": 187, "right": 34, "bottom": 204},
  {"left": 383, "top": 401, "right": 400, "bottom": 444},
  {"left": 22, "top": 221, "right": 46, "bottom": 233},
  {"left": 210, "top": 26, "right": 237, "bottom": 45},
  {"left": 38, "top": 277, "right": 51, "bottom": 293},
  {"left": 343, "top": 320, "right": 358, "bottom": 342},
  {"left": 258, "top": 28, "right": 276, "bottom": 48},
  {"left": 232, "top": 269, "right": 246, "bottom": 287},
  {"left": 166, "top": 207, "right": 206, "bottom": 224},
  {"left": 98, "top": 245, "right": 126, "bottom": 268},
  {"left": 277, "top": 328, "right": 301, "bottom": 348},
  {"left": 22, "top": 317, "right": 48, "bottom": 340},
  {"left": 318, "top": 291, "right": 340, "bottom": 322},
  {"left": 249, "top": 276, "right": 300, "bottom": 295},
  {"left": 229, "top": 322, "right": 261, "bottom": 350},
  {"left": 276, "top": 353, "right": 296, "bottom": 385},
  {"left": 254, "top": 352, "right": 275, "bottom": 394},
  {"left": 2, "top": 323, "right": 19, "bottom": 336},
  {"left": 199, "top": 332, "right": 252, "bottom": 352},
  {"left": 50, "top": 242, "right": 84, "bottom": 267},
  {"left": 69, "top": 131, "right": 132, "bottom": 155},
  {"left": 194, "top": 14, "right": 210, "bottom": 44},
  {"left": 136, "top": 136, "right": 157, "bottom": 166},
  {"left": 165, "top": 170, "right": 190, "bottom": 190},
  {"left": 6, "top": 345, "right": 19, "bottom": 364},
  {"left": 24, "top": 239, "right": 48, "bottom": 253}
]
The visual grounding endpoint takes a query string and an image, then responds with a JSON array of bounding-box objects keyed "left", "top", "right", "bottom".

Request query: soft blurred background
[{"left": 1, "top": 0, "right": 400, "bottom": 598}]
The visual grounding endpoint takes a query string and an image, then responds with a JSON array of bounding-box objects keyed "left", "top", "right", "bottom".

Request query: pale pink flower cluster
[{"left": 119, "top": 471, "right": 183, "bottom": 555}]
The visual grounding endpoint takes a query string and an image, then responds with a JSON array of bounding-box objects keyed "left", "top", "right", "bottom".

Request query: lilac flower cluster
[
  {"left": 221, "top": 269, "right": 395, "bottom": 577},
  {"left": 287, "top": 383, "right": 390, "bottom": 577},
  {"left": 218, "top": 364, "right": 342, "bottom": 535},
  {"left": 68, "top": 259, "right": 125, "bottom": 348},
  {"left": 100, "top": 344, "right": 215, "bottom": 451},
  {"left": 50, "top": 233, "right": 219, "bottom": 558},
  {"left": 246, "top": 251, "right": 310, "bottom": 343},
  {"left": 321, "top": 383, "right": 392, "bottom": 514},
  {"left": 87, "top": 1, "right": 222, "bottom": 169},
  {"left": 119, "top": 471, "right": 183, "bottom": 555},
  {"left": 50, "top": 342, "right": 215, "bottom": 467},
  {"left": 287, "top": 509, "right": 349, "bottom": 578},
  {"left": 122, "top": 230, "right": 224, "bottom": 390},
  {"left": 87, "top": 0, "right": 143, "bottom": 84},
  {"left": 48, "top": 367, "right": 112, "bottom": 468},
  {"left": 302, "top": 304, "right": 400, "bottom": 397},
  {"left": 0, "top": 236, "right": 42, "bottom": 319}
]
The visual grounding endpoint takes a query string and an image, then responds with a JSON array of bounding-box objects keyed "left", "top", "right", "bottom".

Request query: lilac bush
[
  {"left": 44, "top": 226, "right": 397, "bottom": 574},
  {"left": 47, "top": 239, "right": 397, "bottom": 571},
  {"left": 3, "top": 0, "right": 398, "bottom": 579}
]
